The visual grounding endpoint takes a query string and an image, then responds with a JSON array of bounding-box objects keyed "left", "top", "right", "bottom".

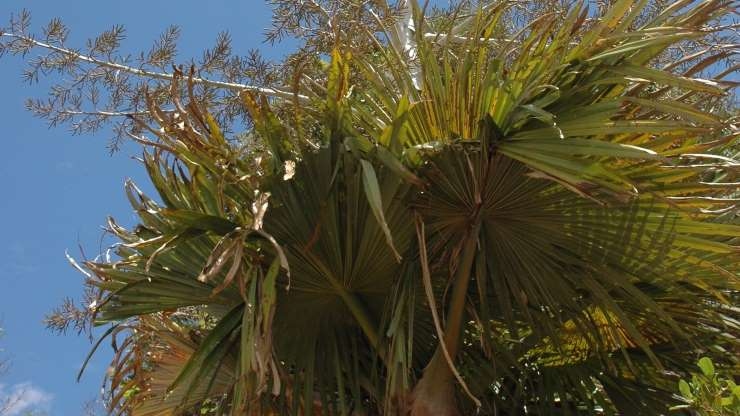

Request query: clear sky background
[{"left": 0, "top": 2, "right": 292, "bottom": 414}]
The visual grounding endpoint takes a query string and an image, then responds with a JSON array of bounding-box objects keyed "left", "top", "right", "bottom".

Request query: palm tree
[{"left": 72, "top": 1, "right": 738, "bottom": 414}]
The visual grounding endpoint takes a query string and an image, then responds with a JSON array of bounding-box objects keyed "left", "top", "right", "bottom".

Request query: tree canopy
[{"left": 2, "top": 1, "right": 739, "bottom": 415}]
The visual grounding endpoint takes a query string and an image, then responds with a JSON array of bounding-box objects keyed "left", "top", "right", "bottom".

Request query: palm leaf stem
[
  {"left": 303, "top": 250, "right": 382, "bottom": 351},
  {"left": 441, "top": 221, "right": 482, "bottom": 359}
]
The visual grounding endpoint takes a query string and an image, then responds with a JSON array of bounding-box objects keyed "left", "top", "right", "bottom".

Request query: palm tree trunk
[
  {"left": 409, "top": 351, "right": 459, "bottom": 416},
  {"left": 410, "top": 223, "right": 480, "bottom": 416}
]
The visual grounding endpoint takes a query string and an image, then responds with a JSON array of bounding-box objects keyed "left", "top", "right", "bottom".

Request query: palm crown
[{"left": 72, "top": 1, "right": 738, "bottom": 415}]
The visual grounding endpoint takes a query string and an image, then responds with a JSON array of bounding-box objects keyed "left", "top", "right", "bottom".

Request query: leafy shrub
[{"left": 673, "top": 357, "right": 740, "bottom": 415}]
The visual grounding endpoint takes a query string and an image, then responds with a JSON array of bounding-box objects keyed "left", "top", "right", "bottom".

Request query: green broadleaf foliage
[{"left": 698, "top": 356, "right": 716, "bottom": 377}]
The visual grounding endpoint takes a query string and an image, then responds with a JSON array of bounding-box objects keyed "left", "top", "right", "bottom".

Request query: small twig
[
  {"left": 58, "top": 109, "right": 157, "bottom": 117},
  {"left": 422, "top": 32, "right": 510, "bottom": 43}
]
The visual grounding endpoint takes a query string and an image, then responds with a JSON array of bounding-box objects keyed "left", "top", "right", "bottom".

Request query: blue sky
[{"left": 0, "top": 1, "right": 291, "bottom": 414}]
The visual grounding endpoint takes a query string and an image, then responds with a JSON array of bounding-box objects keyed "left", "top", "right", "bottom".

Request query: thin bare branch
[{"left": 0, "top": 31, "right": 305, "bottom": 102}]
